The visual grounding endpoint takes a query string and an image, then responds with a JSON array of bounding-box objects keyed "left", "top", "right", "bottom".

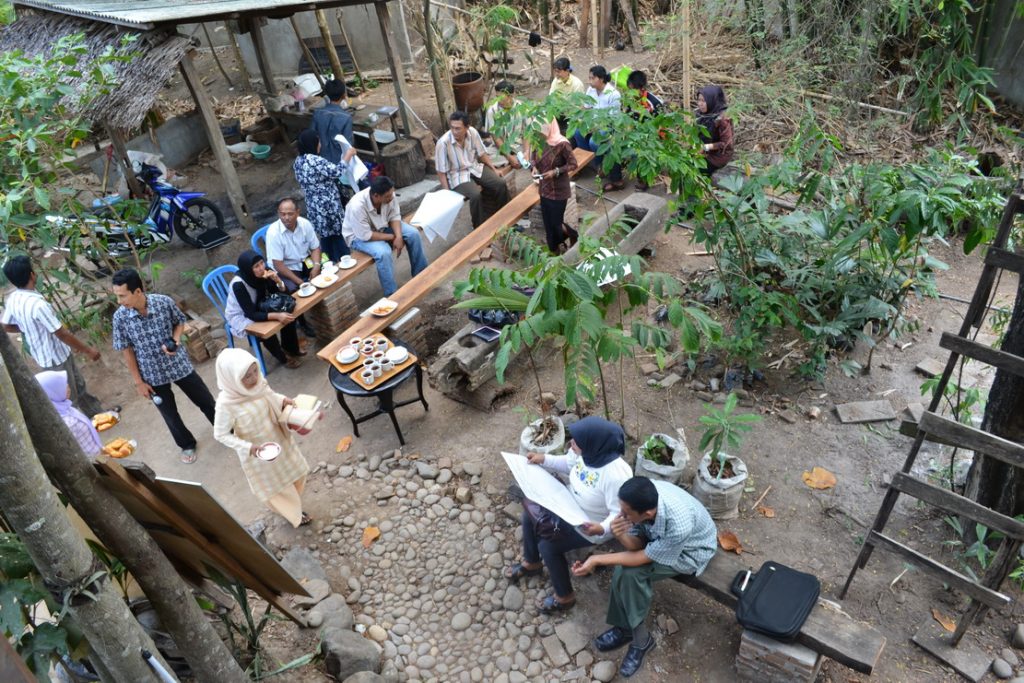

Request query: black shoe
[
  {"left": 300, "top": 323, "right": 316, "bottom": 337},
  {"left": 594, "top": 626, "right": 632, "bottom": 652},
  {"left": 620, "top": 637, "right": 656, "bottom": 678}
]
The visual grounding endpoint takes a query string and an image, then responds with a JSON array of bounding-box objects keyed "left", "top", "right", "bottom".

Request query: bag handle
[{"left": 731, "top": 569, "right": 752, "bottom": 597}]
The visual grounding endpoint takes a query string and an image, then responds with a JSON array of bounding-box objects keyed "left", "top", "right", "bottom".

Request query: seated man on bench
[
  {"left": 435, "top": 110, "right": 509, "bottom": 229},
  {"left": 572, "top": 476, "right": 717, "bottom": 678},
  {"left": 342, "top": 176, "right": 428, "bottom": 297}
]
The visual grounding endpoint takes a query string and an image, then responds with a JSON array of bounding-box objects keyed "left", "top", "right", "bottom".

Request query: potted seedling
[
  {"left": 693, "top": 393, "right": 760, "bottom": 519},
  {"left": 635, "top": 431, "right": 689, "bottom": 485},
  {"left": 519, "top": 414, "right": 565, "bottom": 456}
]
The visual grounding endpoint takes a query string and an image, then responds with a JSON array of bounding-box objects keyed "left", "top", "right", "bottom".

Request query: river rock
[
  {"left": 341, "top": 673, "right": 388, "bottom": 683},
  {"left": 502, "top": 585, "right": 524, "bottom": 610},
  {"left": 452, "top": 612, "right": 472, "bottom": 631},
  {"left": 993, "top": 658, "right": 1013, "bottom": 679},
  {"left": 1014, "top": 624, "right": 1024, "bottom": 649},
  {"left": 322, "top": 629, "right": 381, "bottom": 681},
  {"left": 1003, "top": 648, "right": 1021, "bottom": 667},
  {"left": 294, "top": 579, "right": 330, "bottom": 608}
]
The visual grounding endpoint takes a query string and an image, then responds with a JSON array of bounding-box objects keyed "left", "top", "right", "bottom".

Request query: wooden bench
[
  {"left": 316, "top": 147, "right": 595, "bottom": 368},
  {"left": 674, "top": 551, "right": 886, "bottom": 676}
]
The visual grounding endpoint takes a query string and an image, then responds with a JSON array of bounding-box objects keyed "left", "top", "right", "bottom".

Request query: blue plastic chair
[
  {"left": 251, "top": 224, "right": 271, "bottom": 259},
  {"left": 201, "top": 264, "right": 268, "bottom": 375}
]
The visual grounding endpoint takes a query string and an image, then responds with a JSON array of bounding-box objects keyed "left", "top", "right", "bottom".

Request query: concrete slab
[
  {"left": 563, "top": 191, "right": 668, "bottom": 263},
  {"left": 834, "top": 400, "right": 897, "bottom": 423}
]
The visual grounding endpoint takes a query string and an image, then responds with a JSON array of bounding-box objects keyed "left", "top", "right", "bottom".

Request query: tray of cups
[
  {"left": 351, "top": 348, "right": 416, "bottom": 390},
  {"left": 333, "top": 334, "right": 393, "bottom": 372}
]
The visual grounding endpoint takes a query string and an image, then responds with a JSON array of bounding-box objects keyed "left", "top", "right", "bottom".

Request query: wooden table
[
  {"left": 353, "top": 105, "right": 400, "bottom": 163},
  {"left": 316, "top": 148, "right": 595, "bottom": 366},
  {"left": 247, "top": 251, "right": 374, "bottom": 340}
]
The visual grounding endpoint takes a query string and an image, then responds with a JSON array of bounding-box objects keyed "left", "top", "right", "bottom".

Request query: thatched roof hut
[{"left": 0, "top": 11, "right": 191, "bottom": 130}]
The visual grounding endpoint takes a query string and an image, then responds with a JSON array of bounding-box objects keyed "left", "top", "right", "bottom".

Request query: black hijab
[
  {"left": 569, "top": 416, "right": 625, "bottom": 468},
  {"left": 696, "top": 85, "right": 727, "bottom": 140},
  {"left": 297, "top": 128, "right": 320, "bottom": 156},
  {"left": 236, "top": 250, "right": 265, "bottom": 290}
]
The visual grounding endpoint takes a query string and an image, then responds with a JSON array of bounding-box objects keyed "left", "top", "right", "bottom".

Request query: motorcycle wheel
[{"left": 174, "top": 198, "right": 224, "bottom": 247}]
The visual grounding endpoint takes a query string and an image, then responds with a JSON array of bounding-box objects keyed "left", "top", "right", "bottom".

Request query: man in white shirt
[
  {"left": 434, "top": 110, "right": 509, "bottom": 228},
  {"left": 483, "top": 81, "right": 522, "bottom": 170},
  {"left": 572, "top": 65, "right": 625, "bottom": 191},
  {"left": 265, "top": 197, "right": 322, "bottom": 292},
  {"left": 343, "top": 176, "right": 428, "bottom": 296},
  {"left": 2, "top": 254, "right": 105, "bottom": 416}
]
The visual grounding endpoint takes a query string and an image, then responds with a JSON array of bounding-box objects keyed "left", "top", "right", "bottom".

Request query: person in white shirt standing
[
  {"left": 2, "top": 255, "right": 105, "bottom": 416},
  {"left": 343, "top": 176, "right": 428, "bottom": 296},
  {"left": 435, "top": 110, "right": 509, "bottom": 228},
  {"left": 572, "top": 65, "right": 625, "bottom": 192}
]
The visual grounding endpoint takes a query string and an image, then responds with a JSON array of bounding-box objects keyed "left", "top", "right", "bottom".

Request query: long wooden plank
[
  {"left": 940, "top": 332, "right": 1024, "bottom": 379},
  {"left": 890, "top": 472, "right": 1024, "bottom": 540},
  {"left": 919, "top": 411, "right": 1024, "bottom": 469},
  {"left": 985, "top": 247, "right": 1024, "bottom": 274},
  {"left": 867, "top": 530, "right": 1009, "bottom": 608},
  {"left": 316, "top": 148, "right": 594, "bottom": 365},
  {"left": 674, "top": 552, "right": 886, "bottom": 674}
]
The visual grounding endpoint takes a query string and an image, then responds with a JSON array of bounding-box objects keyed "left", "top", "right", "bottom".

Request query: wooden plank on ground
[
  {"left": 866, "top": 530, "right": 1009, "bottom": 608},
  {"left": 834, "top": 400, "right": 896, "bottom": 424},
  {"left": 919, "top": 411, "right": 1024, "bottom": 469},
  {"left": 316, "top": 148, "right": 594, "bottom": 365},
  {"left": 915, "top": 357, "right": 946, "bottom": 378},
  {"left": 940, "top": 332, "right": 1024, "bottom": 379},
  {"left": 673, "top": 551, "right": 886, "bottom": 674},
  {"left": 913, "top": 618, "right": 991, "bottom": 682},
  {"left": 890, "top": 472, "right": 1024, "bottom": 540}
]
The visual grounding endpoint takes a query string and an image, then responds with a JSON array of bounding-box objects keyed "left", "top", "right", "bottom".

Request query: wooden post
[
  {"left": 314, "top": 8, "right": 347, "bottom": 83},
  {"left": 580, "top": 0, "right": 591, "bottom": 48},
  {"left": 617, "top": 0, "right": 642, "bottom": 52},
  {"left": 200, "top": 23, "right": 234, "bottom": 88},
  {"left": 179, "top": 50, "right": 255, "bottom": 232},
  {"left": 336, "top": 9, "right": 366, "bottom": 88},
  {"left": 682, "top": 0, "right": 691, "bottom": 112},
  {"left": 591, "top": 0, "right": 599, "bottom": 56},
  {"left": 290, "top": 15, "right": 326, "bottom": 88},
  {"left": 224, "top": 21, "right": 253, "bottom": 93},
  {"left": 424, "top": 0, "right": 450, "bottom": 125},
  {"left": 599, "top": 0, "right": 611, "bottom": 54},
  {"left": 105, "top": 126, "right": 145, "bottom": 198},
  {"left": 375, "top": 0, "right": 413, "bottom": 137},
  {"left": 249, "top": 18, "right": 276, "bottom": 94}
]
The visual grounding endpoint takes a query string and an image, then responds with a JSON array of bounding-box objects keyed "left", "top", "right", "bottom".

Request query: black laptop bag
[{"left": 730, "top": 561, "right": 821, "bottom": 641}]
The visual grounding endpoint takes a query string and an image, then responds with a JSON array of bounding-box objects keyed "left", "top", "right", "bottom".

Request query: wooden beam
[
  {"left": 939, "top": 331, "right": 1024, "bottom": 379},
  {"left": 314, "top": 8, "right": 347, "bottom": 84},
  {"left": 985, "top": 246, "right": 1024, "bottom": 275},
  {"left": 616, "top": 0, "right": 642, "bottom": 52},
  {"left": 290, "top": 16, "right": 325, "bottom": 89},
  {"left": 890, "top": 472, "right": 1024, "bottom": 540},
  {"left": 249, "top": 18, "right": 277, "bottom": 94},
  {"left": 375, "top": 0, "right": 413, "bottom": 137},
  {"left": 224, "top": 21, "right": 254, "bottom": 93},
  {"left": 919, "top": 410, "right": 1024, "bottom": 469},
  {"left": 335, "top": 8, "right": 366, "bottom": 88},
  {"left": 105, "top": 126, "right": 145, "bottom": 198},
  {"left": 179, "top": 50, "right": 255, "bottom": 232},
  {"left": 317, "top": 147, "right": 595, "bottom": 365},
  {"left": 682, "top": 0, "right": 691, "bottom": 112}
]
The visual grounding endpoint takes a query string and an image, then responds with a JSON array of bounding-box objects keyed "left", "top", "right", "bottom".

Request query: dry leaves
[
  {"left": 336, "top": 435, "right": 352, "bottom": 453},
  {"left": 802, "top": 466, "right": 838, "bottom": 490},
  {"left": 931, "top": 608, "right": 956, "bottom": 632},
  {"left": 757, "top": 505, "right": 776, "bottom": 518},
  {"left": 718, "top": 530, "right": 744, "bottom": 554},
  {"left": 361, "top": 526, "right": 381, "bottom": 549}
]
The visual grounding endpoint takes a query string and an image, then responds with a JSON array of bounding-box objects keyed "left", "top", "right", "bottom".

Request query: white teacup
[
  {"left": 360, "top": 369, "right": 375, "bottom": 385},
  {"left": 371, "top": 362, "right": 383, "bottom": 377},
  {"left": 349, "top": 336, "right": 362, "bottom": 349},
  {"left": 299, "top": 283, "right": 315, "bottom": 296},
  {"left": 375, "top": 338, "right": 389, "bottom": 350},
  {"left": 381, "top": 359, "right": 394, "bottom": 371},
  {"left": 340, "top": 255, "right": 356, "bottom": 267}
]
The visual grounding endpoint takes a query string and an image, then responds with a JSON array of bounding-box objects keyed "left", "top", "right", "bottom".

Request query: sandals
[
  {"left": 503, "top": 562, "right": 543, "bottom": 582},
  {"left": 299, "top": 513, "right": 313, "bottom": 526},
  {"left": 180, "top": 448, "right": 197, "bottom": 464},
  {"left": 537, "top": 594, "right": 576, "bottom": 614},
  {"left": 602, "top": 180, "right": 625, "bottom": 192},
  {"left": 285, "top": 355, "right": 304, "bottom": 369}
]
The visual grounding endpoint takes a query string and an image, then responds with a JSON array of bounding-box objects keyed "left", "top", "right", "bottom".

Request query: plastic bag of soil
[
  {"left": 634, "top": 432, "right": 689, "bottom": 485},
  {"left": 692, "top": 453, "right": 749, "bottom": 519},
  {"left": 518, "top": 417, "right": 565, "bottom": 456}
]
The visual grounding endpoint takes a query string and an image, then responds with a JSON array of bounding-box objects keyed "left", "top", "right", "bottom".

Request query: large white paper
[
  {"left": 501, "top": 452, "right": 588, "bottom": 526},
  {"left": 577, "top": 247, "right": 633, "bottom": 287},
  {"left": 334, "top": 135, "right": 369, "bottom": 193},
  {"left": 410, "top": 190, "right": 464, "bottom": 242}
]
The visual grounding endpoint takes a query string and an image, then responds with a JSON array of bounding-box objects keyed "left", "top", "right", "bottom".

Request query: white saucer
[
  {"left": 338, "top": 258, "right": 357, "bottom": 270},
  {"left": 297, "top": 287, "right": 316, "bottom": 298},
  {"left": 337, "top": 349, "right": 359, "bottom": 364},
  {"left": 385, "top": 346, "right": 409, "bottom": 363}
]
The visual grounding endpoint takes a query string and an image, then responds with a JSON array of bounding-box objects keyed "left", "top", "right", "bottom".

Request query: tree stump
[{"left": 381, "top": 138, "right": 425, "bottom": 188}]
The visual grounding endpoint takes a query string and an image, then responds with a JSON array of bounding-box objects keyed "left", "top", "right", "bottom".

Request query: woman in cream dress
[{"left": 213, "top": 348, "right": 311, "bottom": 526}]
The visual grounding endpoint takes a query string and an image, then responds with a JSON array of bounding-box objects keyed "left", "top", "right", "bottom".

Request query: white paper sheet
[
  {"left": 501, "top": 452, "right": 588, "bottom": 526},
  {"left": 334, "top": 135, "right": 369, "bottom": 193},
  {"left": 410, "top": 190, "right": 464, "bottom": 242},
  {"left": 576, "top": 247, "right": 633, "bottom": 287}
]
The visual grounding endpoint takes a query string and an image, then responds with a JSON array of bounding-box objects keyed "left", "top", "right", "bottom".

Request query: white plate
[
  {"left": 385, "top": 346, "right": 409, "bottom": 363},
  {"left": 337, "top": 348, "right": 359, "bottom": 364},
  {"left": 297, "top": 286, "right": 316, "bottom": 298},
  {"left": 338, "top": 258, "right": 357, "bottom": 270},
  {"left": 311, "top": 273, "right": 338, "bottom": 288},
  {"left": 370, "top": 298, "right": 398, "bottom": 317},
  {"left": 322, "top": 264, "right": 339, "bottom": 276},
  {"left": 256, "top": 442, "right": 281, "bottom": 461}
]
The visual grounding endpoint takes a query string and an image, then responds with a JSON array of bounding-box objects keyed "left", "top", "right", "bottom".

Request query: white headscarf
[{"left": 215, "top": 348, "right": 278, "bottom": 411}]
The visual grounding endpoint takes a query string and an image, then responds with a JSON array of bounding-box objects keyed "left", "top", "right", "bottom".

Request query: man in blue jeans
[{"left": 342, "top": 176, "right": 428, "bottom": 296}]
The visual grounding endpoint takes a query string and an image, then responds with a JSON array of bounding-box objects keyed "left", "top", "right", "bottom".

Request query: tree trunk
[
  {"left": 965, "top": 277, "right": 1024, "bottom": 515},
  {"left": 424, "top": 0, "right": 452, "bottom": 126},
  {"left": 0, "top": 355, "right": 165, "bottom": 683},
  {"left": 0, "top": 334, "right": 249, "bottom": 683}
]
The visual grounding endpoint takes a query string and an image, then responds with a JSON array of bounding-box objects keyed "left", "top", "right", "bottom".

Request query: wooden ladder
[{"left": 839, "top": 179, "right": 1024, "bottom": 676}]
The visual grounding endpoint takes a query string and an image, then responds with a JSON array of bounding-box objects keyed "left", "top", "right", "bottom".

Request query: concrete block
[
  {"left": 563, "top": 192, "right": 668, "bottom": 263},
  {"left": 428, "top": 323, "right": 517, "bottom": 396}
]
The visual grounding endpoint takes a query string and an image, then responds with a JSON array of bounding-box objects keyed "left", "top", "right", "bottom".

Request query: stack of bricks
[
  {"left": 735, "top": 630, "right": 822, "bottom": 683},
  {"left": 528, "top": 185, "right": 579, "bottom": 235},
  {"left": 182, "top": 319, "right": 212, "bottom": 363},
  {"left": 305, "top": 283, "right": 360, "bottom": 344},
  {"left": 386, "top": 307, "right": 427, "bottom": 356}
]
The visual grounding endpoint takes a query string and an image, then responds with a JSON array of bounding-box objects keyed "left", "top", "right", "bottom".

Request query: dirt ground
[{"left": 52, "top": 29, "right": 1024, "bottom": 683}]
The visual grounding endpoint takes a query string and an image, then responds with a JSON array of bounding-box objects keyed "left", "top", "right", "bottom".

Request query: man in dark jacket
[{"left": 311, "top": 79, "right": 353, "bottom": 165}]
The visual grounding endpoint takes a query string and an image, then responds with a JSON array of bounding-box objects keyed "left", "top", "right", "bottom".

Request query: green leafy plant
[
  {"left": 944, "top": 517, "right": 1003, "bottom": 582},
  {"left": 639, "top": 434, "right": 674, "bottom": 466},
  {"left": 698, "top": 393, "right": 761, "bottom": 480},
  {"left": 85, "top": 539, "right": 132, "bottom": 602}
]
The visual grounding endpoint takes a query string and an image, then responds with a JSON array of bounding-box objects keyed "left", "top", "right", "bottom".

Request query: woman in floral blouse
[
  {"left": 293, "top": 128, "right": 352, "bottom": 261},
  {"left": 531, "top": 118, "right": 578, "bottom": 254},
  {"left": 503, "top": 416, "right": 633, "bottom": 613}
]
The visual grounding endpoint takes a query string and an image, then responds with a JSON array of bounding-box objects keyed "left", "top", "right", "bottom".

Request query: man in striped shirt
[
  {"left": 435, "top": 110, "right": 509, "bottom": 228},
  {"left": 2, "top": 255, "right": 105, "bottom": 416}
]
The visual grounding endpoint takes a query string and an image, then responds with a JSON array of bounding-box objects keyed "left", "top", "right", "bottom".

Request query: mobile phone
[{"left": 472, "top": 326, "right": 501, "bottom": 343}]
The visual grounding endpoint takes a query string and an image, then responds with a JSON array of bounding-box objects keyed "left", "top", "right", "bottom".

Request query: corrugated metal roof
[{"left": 11, "top": 0, "right": 387, "bottom": 29}]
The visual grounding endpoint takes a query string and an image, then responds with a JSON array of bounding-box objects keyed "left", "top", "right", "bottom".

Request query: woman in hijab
[
  {"left": 531, "top": 118, "right": 579, "bottom": 254},
  {"left": 504, "top": 416, "right": 633, "bottom": 613},
  {"left": 293, "top": 128, "right": 354, "bottom": 262},
  {"left": 36, "top": 370, "right": 102, "bottom": 459},
  {"left": 224, "top": 250, "right": 302, "bottom": 369},
  {"left": 213, "top": 348, "right": 311, "bottom": 527},
  {"left": 696, "top": 85, "right": 734, "bottom": 176}
]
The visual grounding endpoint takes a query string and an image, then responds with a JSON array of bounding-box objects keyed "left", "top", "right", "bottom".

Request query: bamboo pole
[
  {"left": 106, "top": 126, "right": 145, "bottom": 198},
  {"left": 200, "top": 23, "right": 234, "bottom": 88},
  {"left": 682, "top": 0, "right": 691, "bottom": 112},
  {"left": 223, "top": 21, "right": 253, "bottom": 93},
  {"left": 704, "top": 72, "right": 912, "bottom": 117},
  {"left": 249, "top": 19, "right": 277, "bottom": 94},
  {"left": 617, "top": 0, "right": 642, "bottom": 53},
  {"left": 580, "top": 0, "right": 591, "bottom": 48},
  {"left": 424, "top": 0, "right": 450, "bottom": 125},
  {"left": 315, "top": 8, "right": 347, "bottom": 83},
  {"left": 336, "top": 9, "right": 366, "bottom": 88},
  {"left": 290, "top": 15, "right": 326, "bottom": 88},
  {"left": 375, "top": 1, "right": 413, "bottom": 136},
  {"left": 591, "top": 0, "right": 599, "bottom": 56}
]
